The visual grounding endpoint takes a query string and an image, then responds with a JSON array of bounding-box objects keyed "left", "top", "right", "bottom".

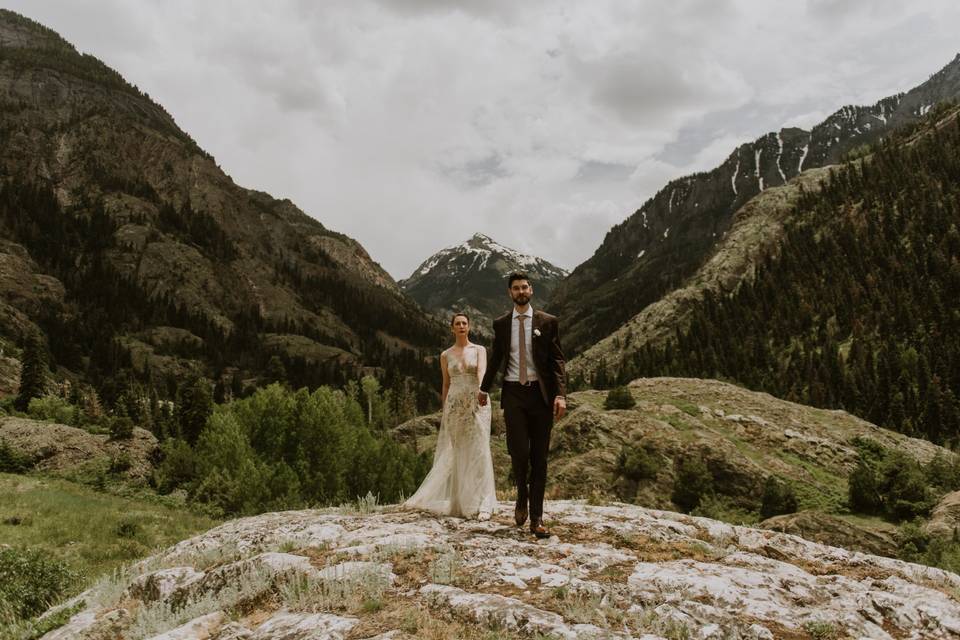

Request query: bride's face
[{"left": 451, "top": 315, "right": 469, "bottom": 338}]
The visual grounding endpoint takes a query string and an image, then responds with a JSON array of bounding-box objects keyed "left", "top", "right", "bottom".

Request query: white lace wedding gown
[{"left": 404, "top": 344, "right": 497, "bottom": 519}]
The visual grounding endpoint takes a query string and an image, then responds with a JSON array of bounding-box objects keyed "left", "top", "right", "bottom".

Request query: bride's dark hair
[{"left": 450, "top": 312, "right": 470, "bottom": 325}]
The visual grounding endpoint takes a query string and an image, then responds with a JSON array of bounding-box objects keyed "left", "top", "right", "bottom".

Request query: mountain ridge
[
  {"left": 570, "top": 102, "right": 960, "bottom": 450},
  {"left": 0, "top": 9, "right": 443, "bottom": 400},
  {"left": 548, "top": 52, "right": 960, "bottom": 357}
]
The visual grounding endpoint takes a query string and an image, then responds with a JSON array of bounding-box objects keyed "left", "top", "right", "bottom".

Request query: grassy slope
[{"left": 0, "top": 473, "right": 219, "bottom": 587}]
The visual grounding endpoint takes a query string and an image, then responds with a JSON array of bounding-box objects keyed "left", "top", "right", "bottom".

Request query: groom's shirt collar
[{"left": 512, "top": 306, "right": 533, "bottom": 319}]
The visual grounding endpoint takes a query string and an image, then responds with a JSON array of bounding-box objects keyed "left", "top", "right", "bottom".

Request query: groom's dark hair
[{"left": 508, "top": 272, "right": 530, "bottom": 287}]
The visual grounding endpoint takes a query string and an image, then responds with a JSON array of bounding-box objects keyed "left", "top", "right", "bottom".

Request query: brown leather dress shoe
[
  {"left": 530, "top": 519, "right": 551, "bottom": 539},
  {"left": 514, "top": 503, "right": 528, "bottom": 527}
]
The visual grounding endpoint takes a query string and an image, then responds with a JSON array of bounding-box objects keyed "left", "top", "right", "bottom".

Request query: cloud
[
  {"left": 370, "top": 0, "right": 526, "bottom": 20},
  {"left": 580, "top": 52, "right": 751, "bottom": 127},
  {"left": 5, "top": 0, "right": 960, "bottom": 279}
]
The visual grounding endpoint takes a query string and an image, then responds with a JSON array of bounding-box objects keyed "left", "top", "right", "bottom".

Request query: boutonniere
[{"left": 533, "top": 329, "right": 542, "bottom": 338}]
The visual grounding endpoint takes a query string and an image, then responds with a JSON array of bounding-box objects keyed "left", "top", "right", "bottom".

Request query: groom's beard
[{"left": 512, "top": 294, "right": 530, "bottom": 306}]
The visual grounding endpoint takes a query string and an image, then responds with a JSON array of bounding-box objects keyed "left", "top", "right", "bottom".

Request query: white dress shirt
[{"left": 505, "top": 306, "right": 538, "bottom": 382}]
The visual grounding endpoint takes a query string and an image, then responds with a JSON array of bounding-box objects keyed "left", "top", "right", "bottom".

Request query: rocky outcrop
[
  {"left": 0, "top": 239, "right": 65, "bottom": 344},
  {"left": 760, "top": 510, "right": 898, "bottom": 558},
  {"left": 0, "top": 351, "right": 20, "bottom": 396},
  {"left": 925, "top": 491, "right": 960, "bottom": 540},
  {"left": 39, "top": 500, "right": 960, "bottom": 639},
  {"left": 0, "top": 416, "right": 157, "bottom": 480}
]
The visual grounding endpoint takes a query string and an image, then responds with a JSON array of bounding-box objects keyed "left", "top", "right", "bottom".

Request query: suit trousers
[{"left": 502, "top": 381, "right": 553, "bottom": 520}]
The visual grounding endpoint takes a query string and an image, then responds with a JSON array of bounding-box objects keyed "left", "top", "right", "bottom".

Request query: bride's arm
[
  {"left": 440, "top": 351, "right": 450, "bottom": 406},
  {"left": 476, "top": 345, "right": 487, "bottom": 391}
]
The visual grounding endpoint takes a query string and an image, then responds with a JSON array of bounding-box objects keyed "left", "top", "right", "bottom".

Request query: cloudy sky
[{"left": 6, "top": 1, "right": 960, "bottom": 278}]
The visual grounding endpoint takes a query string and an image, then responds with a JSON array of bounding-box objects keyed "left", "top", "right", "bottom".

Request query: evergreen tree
[
  {"left": 265, "top": 355, "right": 287, "bottom": 386},
  {"left": 176, "top": 375, "right": 214, "bottom": 445},
  {"left": 14, "top": 332, "right": 48, "bottom": 411}
]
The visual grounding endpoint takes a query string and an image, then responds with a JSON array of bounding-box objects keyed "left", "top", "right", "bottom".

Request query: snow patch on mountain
[{"left": 775, "top": 132, "right": 787, "bottom": 184}]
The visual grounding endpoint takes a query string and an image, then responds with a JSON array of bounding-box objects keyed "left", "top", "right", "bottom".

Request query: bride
[{"left": 403, "top": 312, "right": 497, "bottom": 520}]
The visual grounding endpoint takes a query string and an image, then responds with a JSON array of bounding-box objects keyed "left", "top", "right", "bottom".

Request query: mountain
[
  {"left": 38, "top": 498, "right": 960, "bottom": 639},
  {"left": 548, "top": 53, "right": 960, "bottom": 357},
  {"left": 0, "top": 10, "right": 444, "bottom": 402},
  {"left": 400, "top": 233, "right": 568, "bottom": 338},
  {"left": 573, "top": 103, "right": 960, "bottom": 446}
]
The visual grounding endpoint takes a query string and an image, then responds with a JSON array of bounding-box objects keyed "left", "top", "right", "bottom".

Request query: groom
[{"left": 479, "top": 272, "right": 566, "bottom": 538}]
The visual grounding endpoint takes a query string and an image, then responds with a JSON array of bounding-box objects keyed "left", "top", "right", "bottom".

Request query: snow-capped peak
[{"left": 407, "top": 233, "right": 569, "bottom": 281}]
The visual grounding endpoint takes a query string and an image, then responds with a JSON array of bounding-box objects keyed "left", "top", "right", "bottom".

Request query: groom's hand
[
  {"left": 478, "top": 391, "right": 488, "bottom": 406},
  {"left": 553, "top": 396, "right": 566, "bottom": 420}
]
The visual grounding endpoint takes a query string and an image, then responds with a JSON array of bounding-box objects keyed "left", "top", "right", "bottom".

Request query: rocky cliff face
[
  {"left": 0, "top": 10, "right": 443, "bottom": 391},
  {"left": 548, "top": 53, "right": 960, "bottom": 357},
  {"left": 40, "top": 500, "right": 960, "bottom": 639},
  {"left": 401, "top": 233, "right": 568, "bottom": 339}
]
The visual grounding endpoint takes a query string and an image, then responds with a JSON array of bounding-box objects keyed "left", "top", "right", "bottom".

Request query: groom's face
[{"left": 509, "top": 279, "right": 532, "bottom": 306}]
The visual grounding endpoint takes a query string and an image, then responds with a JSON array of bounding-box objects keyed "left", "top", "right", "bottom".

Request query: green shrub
[
  {"left": 26, "top": 396, "right": 77, "bottom": 425},
  {"left": 896, "top": 520, "right": 931, "bottom": 561},
  {"left": 604, "top": 386, "right": 636, "bottom": 410},
  {"left": 115, "top": 520, "right": 141, "bottom": 539},
  {"left": 109, "top": 416, "right": 134, "bottom": 440},
  {"left": 671, "top": 457, "right": 713, "bottom": 512},
  {"left": 925, "top": 451, "right": 960, "bottom": 492},
  {"left": 108, "top": 453, "right": 132, "bottom": 475},
  {"left": 0, "top": 547, "right": 78, "bottom": 622},
  {"left": 877, "top": 451, "right": 932, "bottom": 521},
  {"left": 760, "top": 476, "right": 798, "bottom": 519},
  {"left": 152, "top": 438, "right": 198, "bottom": 494},
  {"left": 848, "top": 458, "right": 883, "bottom": 515},
  {"left": 0, "top": 439, "right": 32, "bottom": 473},
  {"left": 897, "top": 521, "right": 960, "bottom": 574},
  {"left": 1, "top": 601, "right": 85, "bottom": 640},
  {"left": 848, "top": 445, "right": 933, "bottom": 521},
  {"left": 616, "top": 443, "right": 659, "bottom": 481},
  {"left": 851, "top": 437, "right": 887, "bottom": 464},
  {"left": 804, "top": 620, "right": 841, "bottom": 640}
]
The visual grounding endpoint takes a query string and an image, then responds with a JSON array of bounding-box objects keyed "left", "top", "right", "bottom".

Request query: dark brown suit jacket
[{"left": 480, "top": 309, "right": 566, "bottom": 406}]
